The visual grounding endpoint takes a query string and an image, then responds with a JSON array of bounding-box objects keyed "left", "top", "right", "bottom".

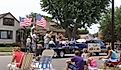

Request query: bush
[{"left": 0, "top": 43, "right": 19, "bottom": 47}]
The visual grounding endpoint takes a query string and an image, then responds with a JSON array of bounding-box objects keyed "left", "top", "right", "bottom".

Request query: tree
[
  {"left": 100, "top": 6, "right": 121, "bottom": 42},
  {"left": 99, "top": 9, "right": 112, "bottom": 42},
  {"left": 27, "top": 12, "right": 52, "bottom": 22},
  {"left": 40, "top": 0, "right": 110, "bottom": 40}
]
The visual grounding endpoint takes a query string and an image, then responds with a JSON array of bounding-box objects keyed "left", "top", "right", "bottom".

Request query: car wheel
[
  {"left": 53, "top": 51, "right": 58, "bottom": 57},
  {"left": 95, "top": 52, "right": 99, "bottom": 56},
  {"left": 59, "top": 51, "right": 65, "bottom": 58}
]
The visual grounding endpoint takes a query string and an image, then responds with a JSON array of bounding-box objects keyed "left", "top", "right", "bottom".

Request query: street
[{"left": 0, "top": 54, "right": 106, "bottom": 70}]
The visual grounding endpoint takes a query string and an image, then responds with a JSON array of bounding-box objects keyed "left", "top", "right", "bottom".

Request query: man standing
[
  {"left": 26, "top": 36, "right": 31, "bottom": 52},
  {"left": 44, "top": 31, "right": 53, "bottom": 49},
  {"left": 31, "top": 32, "right": 37, "bottom": 52}
]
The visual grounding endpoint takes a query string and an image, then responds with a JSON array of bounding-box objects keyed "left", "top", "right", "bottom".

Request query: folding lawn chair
[
  {"left": 106, "top": 53, "right": 121, "bottom": 70},
  {"left": 34, "top": 49, "right": 54, "bottom": 70},
  {"left": 20, "top": 53, "right": 33, "bottom": 70}
]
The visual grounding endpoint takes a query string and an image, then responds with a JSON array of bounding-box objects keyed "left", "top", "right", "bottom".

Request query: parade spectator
[
  {"left": 36, "top": 44, "right": 43, "bottom": 56},
  {"left": 31, "top": 32, "right": 37, "bottom": 52},
  {"left": 49, "top": 38, "right": 56, "bottom": 48},
  {"left": 8, "top": 47, "right": 24, "bottom": 69},
  {"left": 55, "top": 32, "right": 61, "bottom": 47},
  {"left": 81, "top": 49, "right": 88, "bottom": 70},
  {"left": 66, "top": 50, "right": 84, "bottom": 70},
  {"left": 44, "top": 31, "right": 53, "bottom": 49},
  {"left": 99, "top": 46, "right": 118, "bottom": 70},
  {"left": 26, "top": 36, "right": 31, "bottom": 52},
  {"left": 87, "top": 53, "right": 98, "bottom": 70}
]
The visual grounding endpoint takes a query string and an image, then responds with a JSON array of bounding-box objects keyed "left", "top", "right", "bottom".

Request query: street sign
[{"left": 88, "top": 43, "right": 101, "bottom": 52}]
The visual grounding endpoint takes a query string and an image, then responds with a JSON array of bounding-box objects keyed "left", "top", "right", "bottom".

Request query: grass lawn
[{"left": 0, "top": 47, "right": 13, "bottom": 52}]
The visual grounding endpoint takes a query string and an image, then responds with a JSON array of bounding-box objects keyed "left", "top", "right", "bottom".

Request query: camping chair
[
  {"left": 20, "top": 53, "right": 33, "bottom": 70},
  {"left": 106, "top": 53, "right": 121, "bottom": 70},
  {"left": 34, "top": 49, "right": 54, "bottom": 70}
]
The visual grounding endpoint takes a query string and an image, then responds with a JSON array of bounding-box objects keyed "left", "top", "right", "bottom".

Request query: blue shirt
[
  {"left": 71, "top": 56, "right": 84, "bottom": 70},
  {"left": 111, "top": 50, "right": 118, "bottom": 59}
]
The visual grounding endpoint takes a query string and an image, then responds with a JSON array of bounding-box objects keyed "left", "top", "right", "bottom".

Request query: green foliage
[
  {"left": 40, "top": 0, "right": 110, "bottom": 27},
  {"left": 28, "top": 12, "right": 52, "bottom": 22},
  {"left": 100, "top": 6, "right": 121, "bottom": 42},
  {"left": 40, "top": 0, "right": 110, "bottom": 40},
  {"left": 0, "top": 47, "right": 13, "bottom": 52}
]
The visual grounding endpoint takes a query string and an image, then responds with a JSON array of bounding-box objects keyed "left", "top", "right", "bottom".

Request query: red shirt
[{"left": 13, "top": 51, "right": 24, "bottom": 67}]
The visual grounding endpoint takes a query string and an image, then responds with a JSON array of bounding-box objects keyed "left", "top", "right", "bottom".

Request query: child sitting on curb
[
  {"left": 87, "top": 53, "right": 98, "bottom": 70},
  {"left": 66, "top": 50, "right": 84, "bottom": 70}
]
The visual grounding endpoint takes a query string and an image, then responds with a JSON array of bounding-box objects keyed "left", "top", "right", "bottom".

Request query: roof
[
  {"left": 49, "top": 22, "right": 57, "bottom": 26},
  {"left": 0, "top": 12, "right": 19, "bottom": 23}
]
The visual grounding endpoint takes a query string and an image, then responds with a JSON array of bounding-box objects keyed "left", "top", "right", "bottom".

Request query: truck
[
  {"left": 21, "top": 39, "right": 106, "bottom": 57},
  {"left": 52, "top": 39, "right": 107, "bottom": 57}
]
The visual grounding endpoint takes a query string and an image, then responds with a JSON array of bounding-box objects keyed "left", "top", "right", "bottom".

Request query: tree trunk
[
  {"left": 72, "top": 24, "right": 78, "bottom": 40},
  {"left": 65, "top": 27, "right": 72, "bottom": 40}
]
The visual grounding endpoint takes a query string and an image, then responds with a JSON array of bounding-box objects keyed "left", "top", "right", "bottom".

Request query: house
[
  {"left": 35, "top": 21, "right": 65, "bottom": 36},
  {"left": 0, "top": 12, "right": 20, "bottom": 44}
]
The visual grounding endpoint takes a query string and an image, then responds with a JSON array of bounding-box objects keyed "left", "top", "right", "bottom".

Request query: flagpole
[{"left": 30, "top": 14, "right": 37, "bottom": 53}]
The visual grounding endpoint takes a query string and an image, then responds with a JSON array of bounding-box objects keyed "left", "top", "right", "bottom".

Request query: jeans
[{"left": 44, "top": 43, "right": 49, "bottom": 49}]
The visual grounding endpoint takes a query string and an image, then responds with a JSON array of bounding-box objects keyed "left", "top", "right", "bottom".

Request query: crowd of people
[
  {"left": 65, "top": 45, "right": 119, "bottom": 70},
  {"left": 8, "top": 42, "right": 120, "bottom": 70},
  {"left": 26, "top": 31, "right": 64, "bottom": 52},
  {"left": 44, "top": 31, "right": 65, "bottom": 49},
  {"left": 7, "top": 30, "right": 120, "bottom": 70}
]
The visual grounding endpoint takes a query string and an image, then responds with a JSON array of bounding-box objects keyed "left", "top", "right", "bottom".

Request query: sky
[{"left": 0, "top": 0, "right": 121, "bottom": 34}]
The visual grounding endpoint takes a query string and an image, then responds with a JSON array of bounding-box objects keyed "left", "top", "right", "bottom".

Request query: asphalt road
[{"left": 0, "top": 54, "right": 105, "bottom": 70}]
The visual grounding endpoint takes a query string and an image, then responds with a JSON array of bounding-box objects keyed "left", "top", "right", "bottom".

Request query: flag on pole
[
  {"left": 19, "top": 17, "right": 25, "bottom": 27},
  {"left": 19, "top": 17, "right": 32, "bottom": 27},
  {"left": 35, "top": 15, "right": 46, "bottom": 28}
]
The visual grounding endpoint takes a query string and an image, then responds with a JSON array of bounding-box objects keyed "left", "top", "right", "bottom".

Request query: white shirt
[
  {"left": 26, "top": 38, "right": 31, "bottom": 43},
  {"left": 82, "top": 53, "right": 87, "bottom": 61},
  {"left": 49, "top": 40, "right": 55, "bottom": 45},
  {"left": 44, "top": 34, "right": 50, "bottom": 43}
]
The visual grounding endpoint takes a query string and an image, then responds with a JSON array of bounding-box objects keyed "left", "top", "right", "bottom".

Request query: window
[
  {"left": 0, "top": 30, "right": 13, "bottom": 39},
  {"left": 3, "top": 18, "right": 14, "bottom": 26}
]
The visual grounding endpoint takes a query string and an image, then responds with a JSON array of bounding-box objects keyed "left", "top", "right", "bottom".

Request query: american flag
[
  {"left": 19, "top": 17, "right": 32, "bottom": 27},
  {"left": 35, "top": 15, "right": 46, "bottom": 28}
]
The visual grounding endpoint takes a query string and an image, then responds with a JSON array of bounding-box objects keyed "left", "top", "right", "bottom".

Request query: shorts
[
  {"left": 102, "top": 58, "right": 119, "bottom": 66},
  {"left": 68, "top": 63, "right": 76, "bottom": 70},
  {"left": 88, "top": 66, "right": 98, "bottom": 70},
  {"left": 102, "top": 58, "right": 119, "bottom": 63}
]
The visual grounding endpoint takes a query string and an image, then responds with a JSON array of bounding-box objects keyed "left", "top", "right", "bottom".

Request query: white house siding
[{"left": 0, "top": 14, "right": 20, "bottom": 44}]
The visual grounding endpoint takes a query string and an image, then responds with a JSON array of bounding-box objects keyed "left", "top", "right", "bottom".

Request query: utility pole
[{"left": 111, "top": 0, "right": 114, "bottom": 50}]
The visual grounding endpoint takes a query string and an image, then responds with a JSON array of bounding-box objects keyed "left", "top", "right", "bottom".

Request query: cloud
[{"left": 0, "top": 0, "right": 51, "bottom": 19}]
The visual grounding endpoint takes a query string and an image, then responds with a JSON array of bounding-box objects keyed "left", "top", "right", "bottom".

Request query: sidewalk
[{"left": 0, "top": 52, "right": 11, "bottom": 56}]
